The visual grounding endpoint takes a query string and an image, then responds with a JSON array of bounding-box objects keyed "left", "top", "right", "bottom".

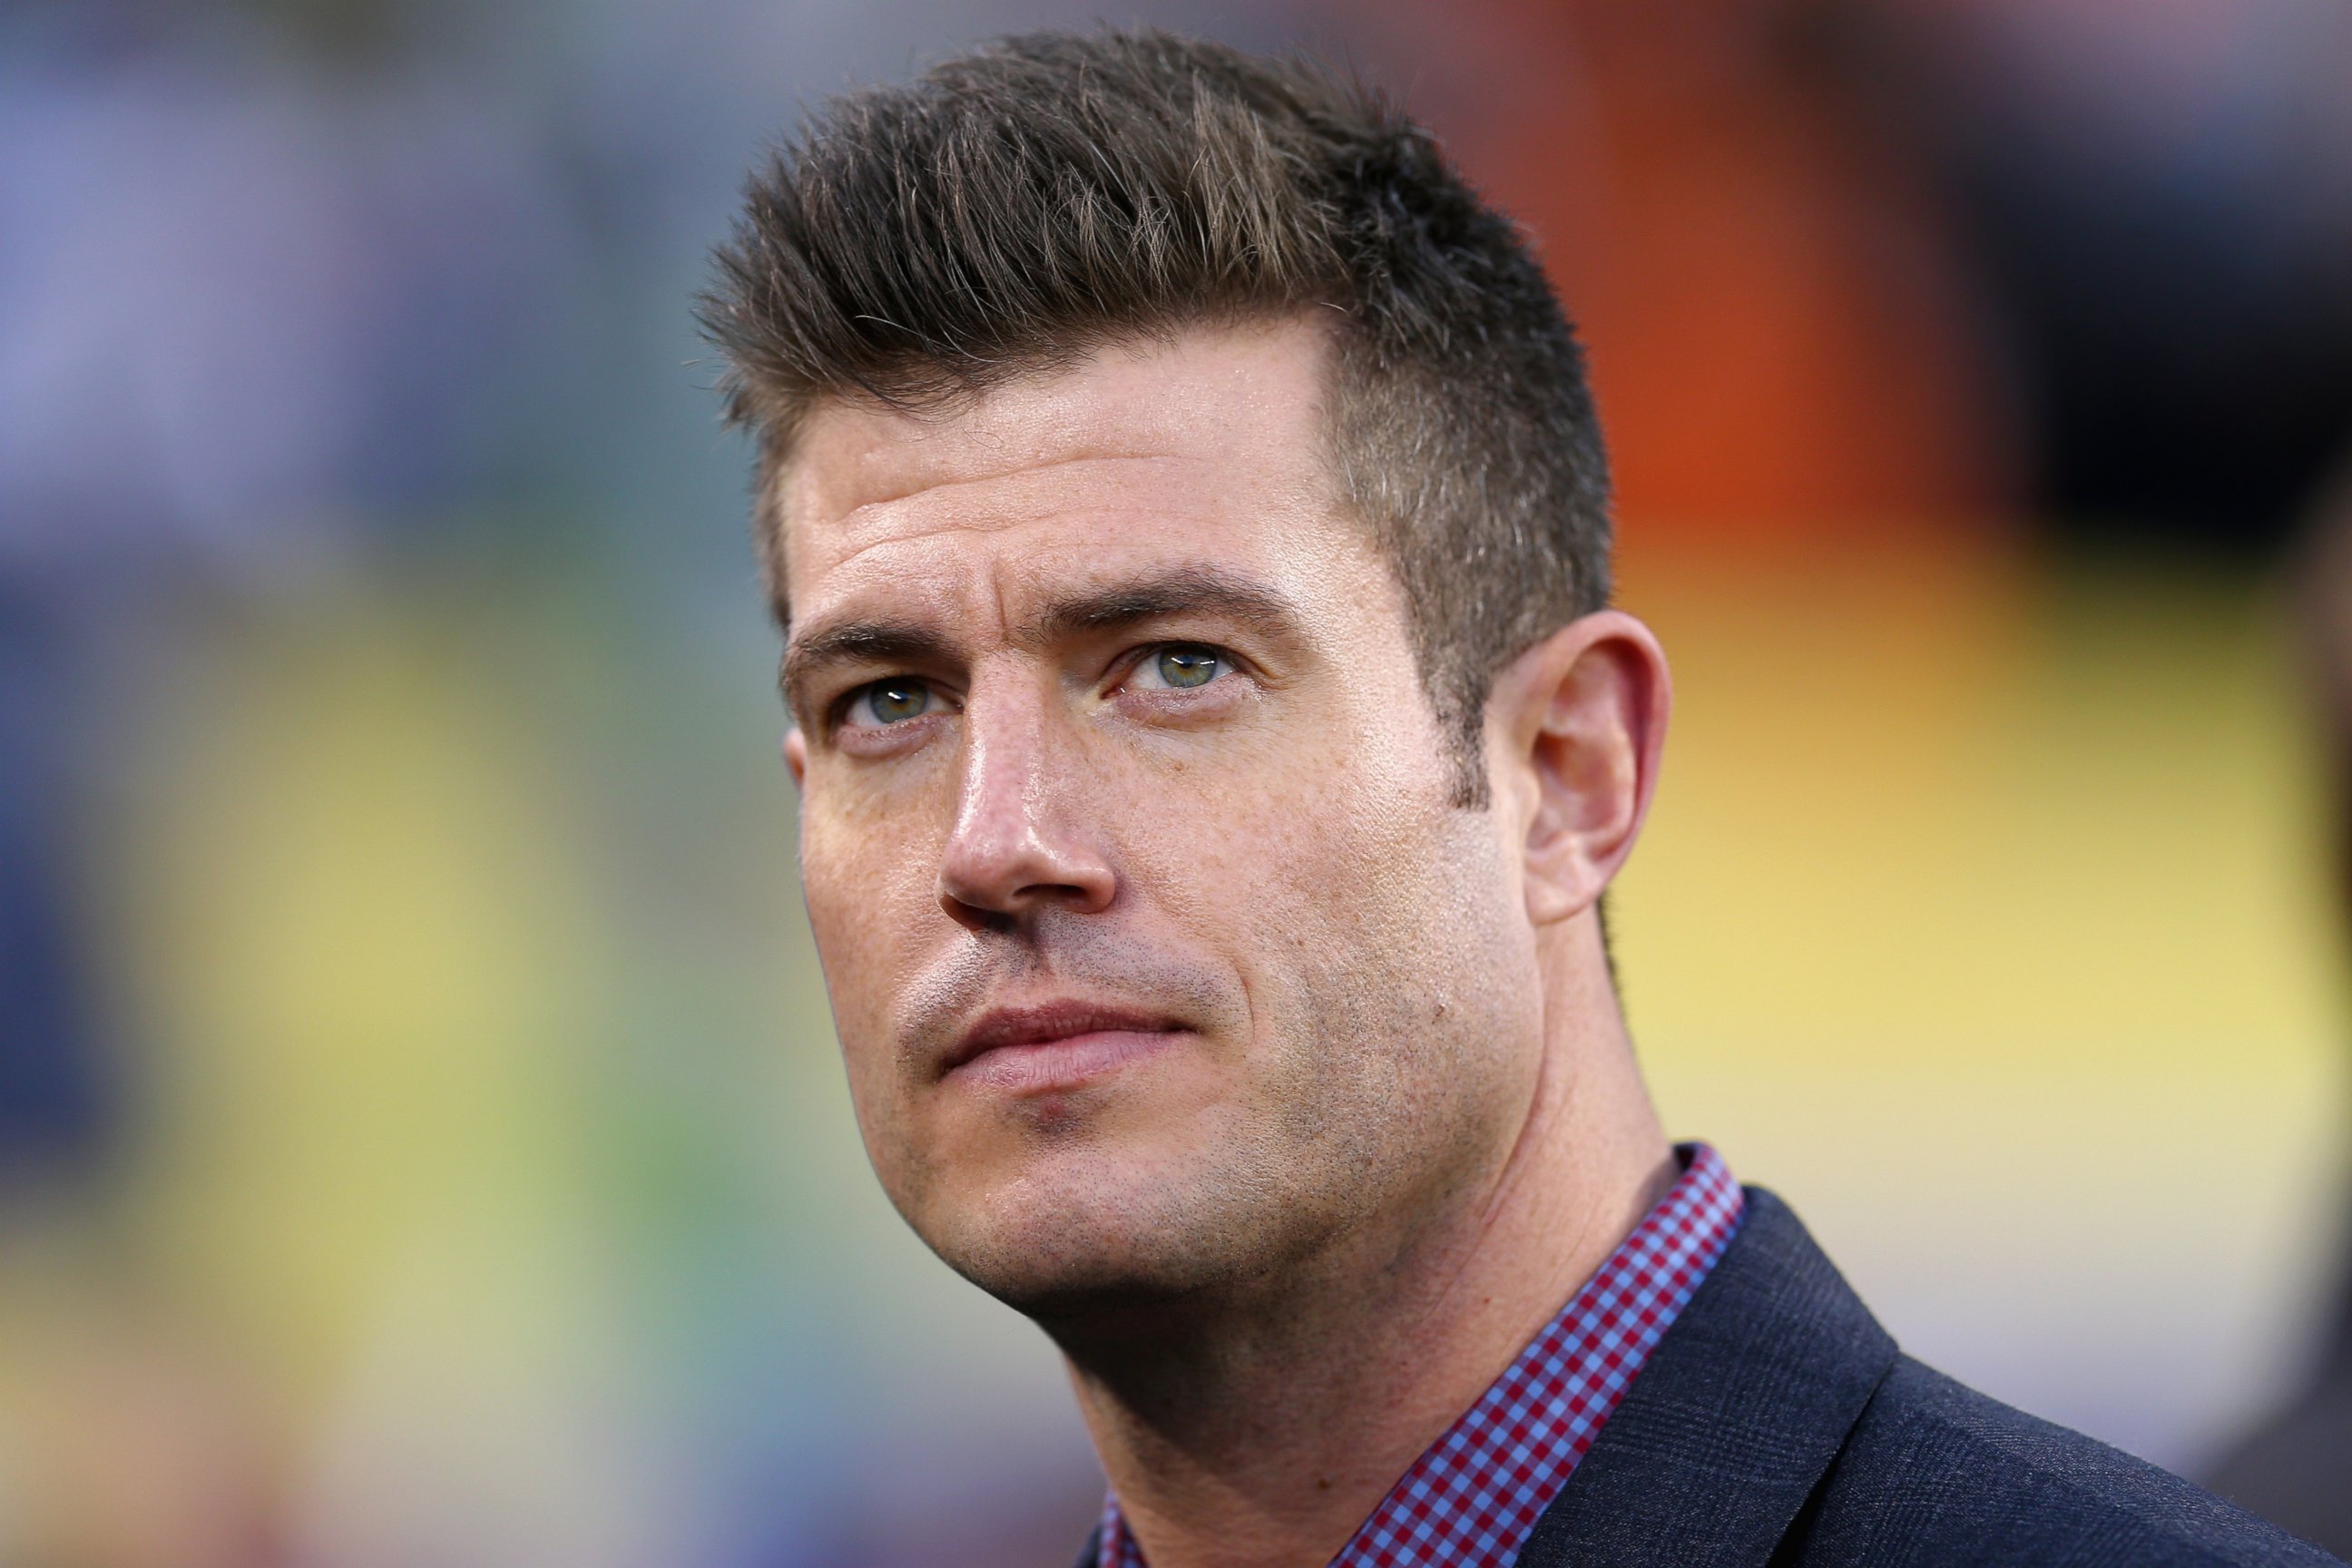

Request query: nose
[{"left": 936, "top": 680, "right": 1117, "bottom": 930}]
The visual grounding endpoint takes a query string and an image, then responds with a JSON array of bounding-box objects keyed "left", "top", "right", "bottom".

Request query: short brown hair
[{"left": 700, "top": 28, "right": 1611, "bottom": 805}]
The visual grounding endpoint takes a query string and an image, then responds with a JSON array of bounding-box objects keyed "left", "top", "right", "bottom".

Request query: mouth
[{"left": 942, "top": 1000, "right": 1188, "bottom": 1095}]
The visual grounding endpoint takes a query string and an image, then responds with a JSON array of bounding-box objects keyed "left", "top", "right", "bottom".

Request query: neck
[{"left": 1054, "top": 922, "right": 1676, "bottom": 1568}]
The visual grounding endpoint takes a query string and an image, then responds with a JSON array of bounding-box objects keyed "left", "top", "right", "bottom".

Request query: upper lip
[{"left": 943, "top": 999, "right": 1183, "bottom": 1074}]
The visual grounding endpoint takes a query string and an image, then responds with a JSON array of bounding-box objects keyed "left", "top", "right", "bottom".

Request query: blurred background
[{"left": 5, "top": 0, "right": 2352, "bottom": 1561}]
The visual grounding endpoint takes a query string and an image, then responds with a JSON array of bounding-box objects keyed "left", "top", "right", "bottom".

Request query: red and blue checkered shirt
[{"left": 1093, "top": 1142, "right": 1745, "bottom": 1568}]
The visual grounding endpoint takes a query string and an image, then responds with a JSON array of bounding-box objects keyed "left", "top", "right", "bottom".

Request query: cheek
[
  {"left": 799, "top": 760, "right": 955, "bottom": 938},
  {"left": 1126, "top": 710, "right": 1462, "bottom": 983},
  {"left": 797, "top": 801, "right": 946, "bottom": 1090}
]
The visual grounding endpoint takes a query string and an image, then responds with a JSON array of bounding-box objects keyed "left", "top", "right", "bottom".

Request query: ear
[
  {"left": 1486, "top": 611, "right": 1671, "bottom": 926},
  {"left": 784, "top": 727, "right": 808, "bottom": 789}
]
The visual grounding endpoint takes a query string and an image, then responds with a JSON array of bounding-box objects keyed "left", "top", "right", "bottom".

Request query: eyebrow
[
  {"left": 780, "top": 564, "right": 1307, "bottom": 725},
  {"left": 1024, "top": 565, "right": 1305, "bottom": 648},
  {"left": 779, "top": 622, "right": 957, "bottom": 723}
]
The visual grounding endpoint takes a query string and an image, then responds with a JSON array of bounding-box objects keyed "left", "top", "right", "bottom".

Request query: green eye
[
  {"left": 1154, "top": 646, "right": 1221, "bottom": 689},
  {"left": 858, "top": 679, "right": 932, "bottom": 725}
]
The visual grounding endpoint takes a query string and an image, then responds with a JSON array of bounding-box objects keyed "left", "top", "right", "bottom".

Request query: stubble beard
[{"left": 867, "top": 830, "right": 1534, "bottom": 1364}]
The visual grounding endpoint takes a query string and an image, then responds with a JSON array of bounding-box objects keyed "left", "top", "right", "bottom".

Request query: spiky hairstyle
[{"left": 700, "top": 28, "right": 1612, "bottom": 803}]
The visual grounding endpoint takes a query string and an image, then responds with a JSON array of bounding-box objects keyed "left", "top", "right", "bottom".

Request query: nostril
[{"left": 940, "top": 890, "right": 1018, "bottom": 935}]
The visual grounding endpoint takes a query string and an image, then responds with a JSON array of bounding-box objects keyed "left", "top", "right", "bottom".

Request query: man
[{"left": 699, "top": 30, "right": 2337, "bottom": 1567}]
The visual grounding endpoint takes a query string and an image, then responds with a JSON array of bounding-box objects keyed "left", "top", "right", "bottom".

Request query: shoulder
[
  {"left": 1523, "top": 1185, "right": 2342, "bottom": 1568},
  {"left": 1792, "top": 1355, "right": 2338, "bottom": 1567}
]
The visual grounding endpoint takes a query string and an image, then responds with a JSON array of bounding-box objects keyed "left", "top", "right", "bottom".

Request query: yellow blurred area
[
  {"left": 1625, "top": 537, "right": 2338, "bottom": 1062},
  {"left": 123, "top": 605, "right": 613, "bottom": 1406},
  {"left": 1616, "top": 537, "right": 2347, "bottom": 1451},
  {"left": 6, "top": 601, "right": 697, "bottom": 1565}
]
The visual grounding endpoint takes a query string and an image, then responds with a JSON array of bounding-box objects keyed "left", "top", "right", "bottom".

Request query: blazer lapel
[{"left": 1514, "top": 1188, "right": 1899, "bottom": 1568}]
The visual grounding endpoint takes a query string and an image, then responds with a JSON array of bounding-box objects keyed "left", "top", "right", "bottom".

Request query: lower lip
[{"left": 948, "top": 1029, "right": 1181, "bottom": 1094}]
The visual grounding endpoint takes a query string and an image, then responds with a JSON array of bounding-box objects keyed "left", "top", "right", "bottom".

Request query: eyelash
[{"left": 830, "top": 642, "right": 1239, "bottom": 734}]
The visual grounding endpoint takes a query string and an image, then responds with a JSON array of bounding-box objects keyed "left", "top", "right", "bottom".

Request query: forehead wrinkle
[
  {"left": 802, "top": 470, "right": 1249, "bottom": 589},
  {"left": 815, "top": 447, "right": 1204, "bottom": 521},
  {"left": 793, "top": 450, "right": 1210, "bottom": 560}
]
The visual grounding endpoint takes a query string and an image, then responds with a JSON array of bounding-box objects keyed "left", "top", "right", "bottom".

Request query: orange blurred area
[{"left": 1367, "top": 0, "right": 2012, "bottom": 544}]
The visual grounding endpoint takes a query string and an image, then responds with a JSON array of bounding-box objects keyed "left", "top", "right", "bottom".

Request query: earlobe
[{"left": 1504, "top": 612, "right": 1671, "bottom": 926}]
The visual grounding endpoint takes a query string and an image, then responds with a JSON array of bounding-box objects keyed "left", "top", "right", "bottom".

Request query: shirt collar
[{"left": 1097, "top": 1142, "right": 1745, "bottom": 1568}]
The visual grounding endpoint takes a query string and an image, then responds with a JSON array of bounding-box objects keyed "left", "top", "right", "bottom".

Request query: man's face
[{"left": 779, "top": 322, "right": 1547, "bottom": 1316}]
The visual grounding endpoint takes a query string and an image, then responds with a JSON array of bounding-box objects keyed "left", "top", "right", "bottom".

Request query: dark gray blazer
[{"left": 1073, "top": 1189, "right": 2342, "bottom": 1566}]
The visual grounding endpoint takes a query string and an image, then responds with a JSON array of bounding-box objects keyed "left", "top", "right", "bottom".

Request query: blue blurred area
[
  {"left": 0, "top": 584, "right": 110, "bottom": 1175},
  {"left": 1, "top": 0, "right": 590, "bottom": 1188}
]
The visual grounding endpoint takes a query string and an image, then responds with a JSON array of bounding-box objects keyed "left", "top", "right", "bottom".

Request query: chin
[{"left": 906, "top": 1146, "right": 1288, "bottom": 1321}]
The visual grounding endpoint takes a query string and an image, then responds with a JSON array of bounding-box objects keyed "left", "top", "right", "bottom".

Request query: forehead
[{"left": 775, "top": 320, "right": 1348, "bottom": 614}]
